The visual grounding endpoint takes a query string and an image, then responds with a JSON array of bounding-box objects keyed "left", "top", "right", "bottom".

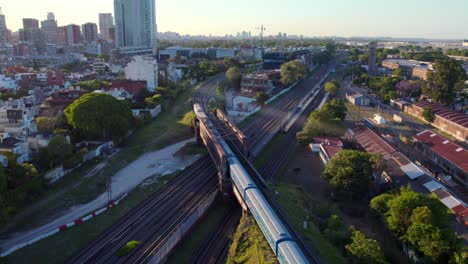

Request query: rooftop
[
  {"left": 313, "top": 137, "right": 344, "bottom": 159},
  {"left": 0, "top": 137, "right": 20, "bottom": 149},
  {"left": 382, "top": 59, "right": 432, "bottom": 69},
  {"left": 351, "top": 124, "right": 397, "bottom": 157},
  {"left": 413, "top": 101, "right": 468, "bottom": 128},
  {"left": 414, "top": 130, "right": 468, "bottom": 173}
]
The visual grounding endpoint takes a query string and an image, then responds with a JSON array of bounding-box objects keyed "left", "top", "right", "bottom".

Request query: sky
[{"left": 1, "top": 0, "right": 467, "bottom": 39}]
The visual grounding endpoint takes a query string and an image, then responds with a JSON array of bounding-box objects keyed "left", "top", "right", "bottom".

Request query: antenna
[{"left": 255, "top": 24, "right": 266, "bottom": 61}]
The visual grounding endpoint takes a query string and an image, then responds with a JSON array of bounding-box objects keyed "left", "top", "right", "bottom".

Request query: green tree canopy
[
  {"left": 322, "top": 150, "right": 374, "bottom": 198},
  {"left": 47, "top": 135, "right": 73, "bottom": 166},
  {"left": 280, "top": 60, "right": 307, "bottom": 86},
  {"left": 345, "top": 229, "right": 388, "bottom": 264},
  {"left": 74, "top": 80, "right": 110, "bottom": 92},
  {"left": 393, "top": 68, "right": 404, "bottom": 77},
  {"left": 296, "top": 100, "right": 347, "bottom": 145},
  {"left": 255, "top": 91, "right": 270, "bottom": 106},
  {"left": 423, "top": 59, "right": 467, "bottom": 104},
  {"left": 370, "top": 193, "right": 394, "bottom": 214},
  {"left": 404, "top": 223, "right": 450, "bottom": 260},
  {"left": 410, "top": 206, "right": 433, "bottom": 225},
  {"left": 144, "top": 93, "right": 162, "bottom": 108},
  {"left": 324, "top": 81, "right": 338, "bottom": 95},
  {"left": 321, "top": 99, "right": 347, "bottom": 121},
  {"left": 65, "top": 93, "right": 133, "bottom": 141},
  {"left": 422, "top": 107, "right": 435, "bottom": 123},
  {"left": 226, "top": 67, "right": 242, "bottom": 91}
]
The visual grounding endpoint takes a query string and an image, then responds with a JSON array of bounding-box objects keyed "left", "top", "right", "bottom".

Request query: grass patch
[
  {"left": 227, "top": 215, "right": 277, "bottom": 264},
  {"left": 115, "top": 240, "right": 140, "bottom": 257},
  {"left": 4, "top": 173, "right": 177, "bottom": 264},
  {"left": 2, "top": 85, "right": 196, "bottom": 239},
  {"left": 166, "top": 202, "right": 227, "bottom": 264},
  {"left": 270, "top": 181, "right": 349, "bottom": 264},
  {"left": 253, "top": 133, "right": 286, "bottom": 169},
  {"left": 175, "top": 142, "right": 208, "bottom": 158}
]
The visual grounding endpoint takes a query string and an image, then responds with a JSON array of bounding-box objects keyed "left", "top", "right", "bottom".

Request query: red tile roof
[
  {"left": 352, "top": 124, "right": 397, "bottom": 156},
  {"left": 414, "top": 101, "right": 468, "bottom": 128},
  {"left": 313, "top": 137, "right": 343, "bottom": 160},
  {"left": 414, "top": 130, "right": 468, "bottom": 172}
]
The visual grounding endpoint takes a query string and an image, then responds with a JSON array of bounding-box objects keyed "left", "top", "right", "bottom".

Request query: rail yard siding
[
  {"left": 148, "top": 190, "right": 218, "bottom": 264},
  {"left": 0, "top": 193, "right": 128, "bottom": 258}
]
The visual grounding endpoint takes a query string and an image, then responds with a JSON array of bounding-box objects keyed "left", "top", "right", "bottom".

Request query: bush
[
  {"left": 116, "top": 240, "right": 140, "bottom": 257},
  {"left": 63, "top": 152, "right": 84, "bottom": 170}
]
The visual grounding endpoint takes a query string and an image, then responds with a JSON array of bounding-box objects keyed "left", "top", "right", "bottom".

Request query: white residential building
[
  {"left": 0, "top": 75, "right": 18, "bottom": 91},
  {"left": 0, "top": 134, "right": 30, "bottom": 163},
  {"left": 125, "top": 56, "right": 158, "bottom": 92},
  {"left": 167, "top": 62, "right": 186, "bottom": 82},
  {"left": 0, "top": 96, "right": 39, "bottom": 137}
]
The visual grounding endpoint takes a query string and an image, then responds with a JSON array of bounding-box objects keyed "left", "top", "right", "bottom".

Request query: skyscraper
[
  {"left": 41, "top": 12, "right": 58, "bottom": 44},
  {"left": 22, "top": 18, "right": 39, "bottom": 29},
  {"left": 114, "top": 0, "right": 157, "bottom": 49},
  {"left": 21, "top": 18, "right": 45, "bottom": 54},
  {"left": 65, "top": 24, "right": 81, "bottom": 45},
  {"left": 98, "top": 13, "right": 114, "bottom": 41},
  {"left": 82, "top": 23, "right": 98, "bottom": 43},
  {"left": 0, "top": 8, "right": 9, "bottom": 45},
  {"left": 368, "top": 41, "right": 378, "bottom": 75}
]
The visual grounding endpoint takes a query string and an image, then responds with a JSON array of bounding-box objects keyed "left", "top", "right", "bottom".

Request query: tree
[
  {"left": 321, "top": 99, "right": 347, "bottom": 121},
  {"left": 422, "top": 107, "right": 435, "bottom": 123},
  {"left": 322, "top": 150, "right": 373, "bottom": 198},
  {"left": 393, "top": 68, "right": 404, "bottom": 77},
  {"left": 345, "top": 229, "right": 388, "bottom": 264},
  {"left": 396, "top": 80, "right": 423, "bottom": 97},
  {"left": 405, "top": 223, "right": 450, "bottom": 260},
  {"left": 423, "top": 59, "right": 467, "bottom": 104},
  {"left": 325, "top": 42, "right": 336, "bottom": 57},
  {"left": 255, "top": 91, "right": 270, "bottom": 106},
  {"left": 370, "top": 193, "right": 394, "bottom": 214},
  {"left": 296, "top": 100, "right": 347, "bottom": 145},
  {"left": 47, "top": 135, "right": 73, "bottom": 166},
  {"left": 324, "top": 81, "right": 338, "bottom": 95},
  {"left": 74, "top": 80, "right": 110, "bottom": 92},
  {"left": 280, "top": 60, "right": 307, "bottom": 86},
  {"left": 323, "top": 215, "right": 350, "bottom": 248},
  {"left": 385, "top": 187, "right": 428, "bottom": 236},
  {"left": 65, "top": 93, "right": 133, "bottom": 141},
  {"left": 226, "top": 67, "right": 242, "bottom": 91},
  {"left": 410, "top": 206, "right": 432, "bottom": 225},
  {"left": 144, "top": 94, "right": 162, "bottom": 108}
]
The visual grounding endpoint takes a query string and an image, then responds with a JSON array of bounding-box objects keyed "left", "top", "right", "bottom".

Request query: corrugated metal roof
[
  {"left": 413, "top": 101, "right": 468, "bottom": 128},
  {"left": 414, "top": 130, "right": 468, "bottom": 172},
  {"left": 441, "top": 195, "right": 461, "bottom": 209},
  {"left": 352, "top": 124, "right": 396, "bottom": 156},
  {"left": 423, "top": 180, "right": 443, "bottom": 192},
  {"left": 400, "top": 163, "right": 425, "bottom": 179}
]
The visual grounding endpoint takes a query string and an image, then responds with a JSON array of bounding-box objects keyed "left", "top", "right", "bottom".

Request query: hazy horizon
[{"left": 2, "top": 0, "right": 468, "bottom": 40}]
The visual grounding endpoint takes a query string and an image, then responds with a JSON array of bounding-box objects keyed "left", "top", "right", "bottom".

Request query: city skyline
[{"left": 0, "top": 0, "right": 468, "bottom": 39}]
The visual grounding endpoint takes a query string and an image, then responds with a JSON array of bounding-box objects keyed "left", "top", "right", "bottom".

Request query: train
[{"left": 193, "top": 103, "right": 310, "bottom": 264}]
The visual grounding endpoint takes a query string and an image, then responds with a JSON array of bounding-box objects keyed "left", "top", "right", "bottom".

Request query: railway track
[
  {"left": 188, "top": 65, "right": 334, "bottom": 264},
  {"left": 191, "top": 205, "right": 241, "bottom": 264},
  {"left": 67, "top": 157, "right": 217, "bottom": 264},
  {"left": 70, "top": 65, "right": 334, "bottom": 264}
]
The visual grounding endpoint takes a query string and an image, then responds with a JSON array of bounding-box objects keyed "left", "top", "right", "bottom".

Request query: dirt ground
[{"left": 279, "top": 145, "right": 410, "bottom": 263}]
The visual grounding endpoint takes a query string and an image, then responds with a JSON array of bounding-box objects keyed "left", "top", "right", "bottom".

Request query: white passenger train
[{"left": 193, "top": 103, "right": 310, "bottom": 264}]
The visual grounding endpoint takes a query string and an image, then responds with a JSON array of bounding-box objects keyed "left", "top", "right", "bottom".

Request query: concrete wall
[{"left": 148, "top": 191, "right": 218, "bottom": 264}]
